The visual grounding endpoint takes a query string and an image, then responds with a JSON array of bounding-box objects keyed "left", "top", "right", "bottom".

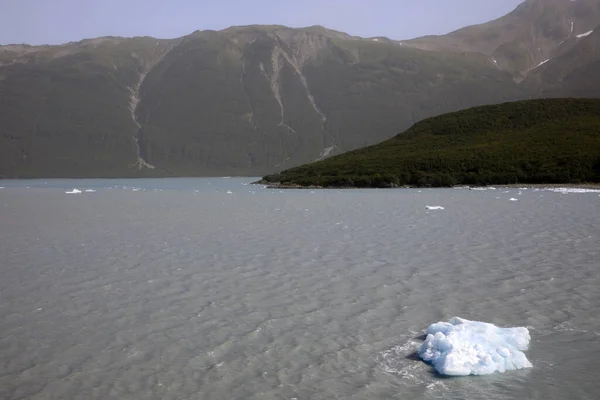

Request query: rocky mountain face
[
  {"left": 0, "top": 0, "right": 599, "bottom": 178},
  {"left": 402, "top": 0, "right": 600, "bottom": 76}
]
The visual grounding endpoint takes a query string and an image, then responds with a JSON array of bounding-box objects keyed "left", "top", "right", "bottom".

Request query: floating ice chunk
[
  {"left": 0, "top": 186, "right": 4, "bottom": 189},
  {"left": 65, "top": 189, "right": 82, "bottom": 194},
  {"left": 84, "top": 189, "right": 96, "bottom": 193},
  {"left": 510, "top": 198, "right": 518, "bottom": 201},
  {"left": 226, "top": 190, "right": 233, "bottom": 194},
  {"left": 419, "top": 317, "right": 532, "bottom": 376},
  {"left": 426, "top": 205, "right": 445, "bottom": 210}
]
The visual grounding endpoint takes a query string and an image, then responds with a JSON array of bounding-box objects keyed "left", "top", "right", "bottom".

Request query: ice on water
[
  {"left": 419, "top": 317, "right": 532, "bottom": 376},
  {"left": 547, "top": 188, "right": 600, "bottom": 194},
  {"left": 65, "top": 189, "right": 82, "bottom": 194},
  {"left": 426, "top": 206, "right": 445, "bottom": 210}
]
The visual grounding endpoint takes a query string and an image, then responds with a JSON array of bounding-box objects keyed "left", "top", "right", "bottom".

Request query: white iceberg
[
  {"left": 426, "top": 205, "right": 444, "bottom": 210},
  {"left": 84, "top": 189, "right": 96, "bottom": 193},
  {"left": 419, "top": 317, "right": 532, "bottom": 376},
  {"left": 510, "top": 198, "right": 518, "bottom": 201},
  {"left": 65, "top": 189, "right": 82, "bottom": 194},
  {"left": 226, "top": 190, "right": 233, "bottom": 194}
]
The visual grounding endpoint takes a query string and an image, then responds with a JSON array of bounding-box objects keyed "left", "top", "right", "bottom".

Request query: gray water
[{"left": 1, "top": 179, "right": 599, "bottom": 400}]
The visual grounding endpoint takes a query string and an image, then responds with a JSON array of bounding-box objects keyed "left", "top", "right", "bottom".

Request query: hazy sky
[{"left": 1, "top": 0, "right": 524, "bottom": 45}]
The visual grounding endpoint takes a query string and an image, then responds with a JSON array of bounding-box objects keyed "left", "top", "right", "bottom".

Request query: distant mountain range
[{"left": 1, "top": 0, "right": 599, "bottom": 178}]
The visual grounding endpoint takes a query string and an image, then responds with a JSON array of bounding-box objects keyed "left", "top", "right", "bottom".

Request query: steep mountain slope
[
  {"left": 0, "top": 27, "right": 527, "bottom": 177},
  {"left": 1, "top": 0, "right": 600, "bottom": 178},
  {"left": 402, "top": 0, "right": 600, "bottom": 75},
  {"left": 526, "top": 26, "right": 600, "bottom": 97},
  {"left": 261, "top": 98, "right": 600, "bottom": 187},
  {"left": 0, "top": 37, "right": 179, "bottom": 177}
]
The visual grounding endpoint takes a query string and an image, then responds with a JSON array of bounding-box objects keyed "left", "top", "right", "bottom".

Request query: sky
[{"left": 1, "top": 0, "right": 525, "bottom": 45}]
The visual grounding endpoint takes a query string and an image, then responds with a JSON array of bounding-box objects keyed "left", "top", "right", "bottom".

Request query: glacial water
[{"left": 0, "top": 178, "right": 599, "bottom": 399}]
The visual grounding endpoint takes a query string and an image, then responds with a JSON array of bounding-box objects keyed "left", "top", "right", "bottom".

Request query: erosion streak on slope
[
  {"left": 128, "top": 71, "right": 156, "bottom": 169},
  {"left": 259, "top": 44, "right": 328, "bottom": 134},
  {"left": 129, "top": 67, "right": 155, "bottom": 169},
  {"left": 279, "top": 50, "right": 327, "bottom": 126},
  {"left": 259, "top": 52, "right": 296, "bottom": 133},
  {"left": 240, "top": 58, "right": 258, "bottom": 131},
  {"left": 128, "top": 47, "right": 174, "bottom": 170},
  {"left": 315, "top": 145, "right": 336, "bottom": 161}
]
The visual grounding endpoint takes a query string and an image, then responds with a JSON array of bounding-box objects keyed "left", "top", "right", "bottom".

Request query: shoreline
[{"left": 259, "top": 181, "right": 600, "bottom": 190}]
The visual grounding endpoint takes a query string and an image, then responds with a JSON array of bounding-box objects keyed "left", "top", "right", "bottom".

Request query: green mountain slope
[{"left": 261, "top": 99, "right": 600, "bottom": 187}]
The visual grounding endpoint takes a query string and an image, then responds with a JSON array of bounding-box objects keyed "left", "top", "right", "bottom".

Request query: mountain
[
  {"left": 402, "top": 0, "right": 600, "bottom": 76},
  {"left": 1, "top": 0, "right": 599, "bottom": 178},
  {"left": 260, "top": 98, "right": 600, "bottom": 188},
  {"left": 526, "top": 27, "right": 600, "bottom": 97}
]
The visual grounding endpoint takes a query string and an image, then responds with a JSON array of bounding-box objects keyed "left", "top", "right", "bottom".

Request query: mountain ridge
[{"left": 1, "top": 0, "right": 599, "bottom": 178}]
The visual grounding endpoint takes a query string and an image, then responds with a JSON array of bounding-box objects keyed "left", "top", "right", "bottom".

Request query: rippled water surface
[{"left": 1, "top": 179, "right": 599, "bottom": 399}]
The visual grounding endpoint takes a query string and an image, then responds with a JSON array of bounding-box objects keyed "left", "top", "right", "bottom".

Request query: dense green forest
[{"left": 261, "top": 98, "right": 600, "bottom": 188}]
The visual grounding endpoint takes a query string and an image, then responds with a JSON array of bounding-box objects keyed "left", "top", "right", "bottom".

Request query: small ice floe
[
  {"left": 226, "top": 190, "right": 233, "bottom": 195},
  {"left": 65, "top": 189, "right": 82, "bottom": 194},
  {"left": 0, "top": 187, "right": 4, "bottom": 189},
  {"left": 509, "top": 198, "right": 518, "bottom": 201},
  {"left": 84, "top": 189, "right": 96, "bottom": 193},
  {"left": 426, "top": 205, "right": 445, "bottom": 210},
  {"left": 132, "top": 188, "right": 141, "bottom": 192},
  {"left": 419, "top": 317, "right": 532, "bottom": 376}
]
